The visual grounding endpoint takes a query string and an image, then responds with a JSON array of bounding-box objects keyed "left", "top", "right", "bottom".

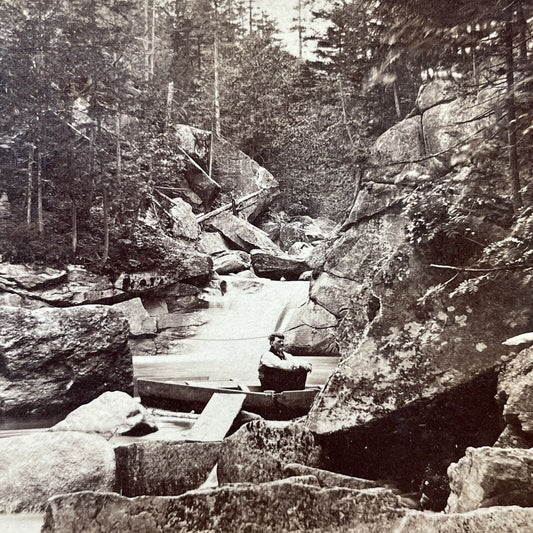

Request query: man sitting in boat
[{"left": 258, "top": 332, "right": 312, "bottom": 392}]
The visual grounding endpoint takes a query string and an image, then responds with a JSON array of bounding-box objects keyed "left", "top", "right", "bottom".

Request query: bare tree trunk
[
  {"left": 150, "top": 0, "right": 156, "bottom": 79},
  {"left": 297, "top": 0, "right": 303, "bottom": 60},
  {"left": 392, "top": 81, "right": 401, "bottom": 119},
  {"left": 144, "top": 0, "right": 150, "bottom": 80},
  {"left": 116, "top": 111, "right": 122, "bottom": 179},
  {"left": 26, "top": 144, "right": 34, "bottom": 227},
  {"left": 88, "top": 123, "right": 95, "bottom": 208},
  {"left": 37, "top": 149, "right": 43, "bottom": 234},
  {"left": 101, "top": 187, "right": 109, "bottom": 266},
  {"left": 208, "top": 131, "right": 215, "bottom": 179},
  {"left": 337, "top": 76, "right": 355, "bottom": 151},
  {"left": 517, "top": 0, "right": 528, "bottom": 62},
  {"left": 71, "top": 198, "right": 77, "bottom": 257},
  {"left": 213, "top": 0, "right": 221, "bottom": 137},
  {"left": 249, "top": 0, "right": 253, "bottom": 33},
  {"left": 166, "top": 81, "right": 174, "bottom": 130},
  {"left": 504, "top": 3, "right": 522, "bottom": 212}
]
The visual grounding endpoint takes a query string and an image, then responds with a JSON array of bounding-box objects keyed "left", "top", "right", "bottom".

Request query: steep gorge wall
[{"left": 304, "top": 80, "right": 533, "bottom": 497}]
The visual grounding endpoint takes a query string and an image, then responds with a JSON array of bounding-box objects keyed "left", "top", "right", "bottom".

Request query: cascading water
[{"left": 134, "top": 275, "right": 336, "bottom": 386}]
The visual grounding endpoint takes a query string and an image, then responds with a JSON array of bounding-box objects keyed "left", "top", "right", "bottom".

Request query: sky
[{"left": 257, "top": 0, "right": 328, "bottom": 58}]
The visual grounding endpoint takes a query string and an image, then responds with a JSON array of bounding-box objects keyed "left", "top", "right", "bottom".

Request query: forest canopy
[{"left": 0, "top": 0, "right": 532, "bottom": 281}]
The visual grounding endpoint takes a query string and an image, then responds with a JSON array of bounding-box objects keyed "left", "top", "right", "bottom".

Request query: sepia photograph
[{"left": 0, "top": 0, "right": 532, "bottom": 531}]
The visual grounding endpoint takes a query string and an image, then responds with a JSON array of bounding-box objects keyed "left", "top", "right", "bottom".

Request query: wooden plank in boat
[{"left": 186, "top": 392, "right": 246, "bottom": 442}]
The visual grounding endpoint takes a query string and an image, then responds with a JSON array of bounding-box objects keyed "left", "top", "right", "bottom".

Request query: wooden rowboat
[{"left": 137, "top": 378, "right": 321, "bottom": 420}]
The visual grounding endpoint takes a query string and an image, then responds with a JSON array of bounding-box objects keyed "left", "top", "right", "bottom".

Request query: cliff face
[{"left": 304, "top": 80, "right": 533, "bottom": 493}]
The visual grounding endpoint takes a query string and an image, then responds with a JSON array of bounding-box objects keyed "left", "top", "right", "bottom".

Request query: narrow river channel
[
  {"left": 134, "top": 275, "right": 338, "bottom": 386},
  {"left": 0, "top": 276, "right": 339, "bottom": 532}
]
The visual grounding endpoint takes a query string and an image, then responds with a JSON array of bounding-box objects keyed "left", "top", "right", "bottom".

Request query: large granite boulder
[
  {"left": 115, "top": 441, "right": 221, "bottom": 497},
  {"left": 50, "top": 391, "right": 157, "bottom": 438},
  {"left": 415, "top": 79, "right": 458, "bottom": 112},
  {"left": 422, "top": 86, "right": 497, "bottom": 160},
  {"left": 495, "top": 346, "right": 533, "bottom": 446},
  {"left": 282, "top": 463, "right": 382, "bottom": 490},
  {"left": 0, "top": 305, "right": 132, "bottom": 417},
  {"left": 170, "top": 197, "right": 201, "bottom": 240},
  {"left": 174, "top": 124, "right": 279, "bottom": 218},
  {"left": 213, "top": 250, "right": 251, "bottom": 274},
  {"left": 283, "top": 300, "right": 339, "bottom": 356},
  {"left": 251, "top": 249, "right": 309, "bottom": 280},
  {"left": 198, "top": 231, "right": 231, "bottom": 255},
  {"left": 0, "top": 264, "right": 123, "bottom": 306},
  {"left": 0, "top": 431, "right": 115, "bottom": 512},
  {"left": 112, "top": 297, "right": 157, "bottom": 337},
  {"left": 0, "top": 263, "right": 67, "bottom": 290},
  {"left": 306, "top": 210, "right": 529, "bottom": 499},
  {"left": 218, "top": 420, "right": 321, "bottom": 484},
  {"left": 42, "top": 481, "right": 406, "bottom": 533},
  {"left": 212, "top": 136, "right": 279, "bottom": 221},
  {"left": 446, "top": 447, "right": 533, "bottom": 512},
  {"left": 207, "top": 212, "right": 281, "bottom": 253},
  {"left": 113, "top": 249, "right": 211, "bottom": 293},
  {"left": 398, "top": 507, "right": 533, "bottom": 532}
]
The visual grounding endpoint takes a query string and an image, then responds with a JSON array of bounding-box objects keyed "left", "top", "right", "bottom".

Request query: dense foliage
[{"left": 1, "top": 0, "right": 532, "bottom": 278}]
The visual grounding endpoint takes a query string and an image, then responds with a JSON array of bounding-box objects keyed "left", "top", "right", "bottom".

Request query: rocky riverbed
[{"left": 2, "top": 80, "right": 533, "bottom": 531}]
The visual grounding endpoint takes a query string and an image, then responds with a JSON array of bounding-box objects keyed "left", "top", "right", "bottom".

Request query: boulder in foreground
[
  {"left": 446, "top": 446, "right": 533, "bottom": 513},
  {"left": 114, "top": 440, "right": 220, "bottom": 497},
  {"left": 42, "top": 481, "right": 405, "bottom": 533},
  {"left": 0, "top": 305, "right": 132, "bottom": 417},
  {"left": 495, "top": 346, "right": 533, "bottom": 447},
  {"left": 50, "top": 391, "right": 157, "bottom": 438},
  {"left": 399, "top": 506, "right": 533, "bottom": 532},
  {"left": 0, "top": 431, "right": 115, "bottom": 513},
  {"left": 218, "top": 420, "right": 321, "bottom": 484}
]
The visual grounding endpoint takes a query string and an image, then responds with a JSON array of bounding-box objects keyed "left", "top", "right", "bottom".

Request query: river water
[
  {"left": 0, "top": 276, "right": 339, "bottom": 531},
  {"left": 134, "top": 275, "right": 337, "bottom": 386}
]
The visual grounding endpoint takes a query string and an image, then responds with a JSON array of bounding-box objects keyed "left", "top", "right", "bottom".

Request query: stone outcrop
[
  {"left": 283, "top": 300, "right": 339, "bottom": 356},
  {"left": 113, "top": 255, "right": 211, "bottom": 293},
  {"left": 0, "top": 431, "right": 115, "bottom": 513},
  {"left": 0, "top": 264, "right": 123, "bottom": 306},
  {"left": 174, "top": 124, "right": 220, "bottom": 206},
  {"left": 302, "top": 79, "right": 525, "bottom": 504},
  {"left": 115, "top": 441, "right": 221, "bottom": 497},
  {"left": 446, "top": 447, "right": 533, "bottom": 512},
  {"left": 212, "top": 136, "right": 279, "bottom": 221},
  {"left": 251, "top": 249, "right": 309, "bottom": 281},
  {"left": 0, "top": 263, "right": 67, "bottom": 290},
  {"left": 42, "top": 481, "right": 406, "bottom": 533},
  {"left": 207, "top": 212, "right": 281, "bottom": 253},
  {"left": 198, "top": 231, "right": 231, "bottom": 255},
  {"left": 174, "top": 124, "right": 278, "bottom": 219},
  {"left": 282, "top": 463, "right": 382, "bottom": 490},
  {"left": 415, "top": 79, "right": 458, "bottom": 112},
  {"left": 50, "top": 391, "right": 157, "bottom": 438},
  {"left": 218, "top": 420, "right": 321, "bottom": 484},
  {"left": 398, "top": 507, "right": 533, "bottom": 532},
  {"left": 495, "top": 346, "right": 533, "bottom": 447},
  {"left": 112, "top": 297, "right": 157, "bottom": 337},
  {"left": 213, "top": 250, "right": 251, "bottom": 274},
  {"left": 0, "top": 305, "right": 132, "bottom": 417},
  {"left": 169, "top": 197, "right": 201, "bottom": 240}
]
